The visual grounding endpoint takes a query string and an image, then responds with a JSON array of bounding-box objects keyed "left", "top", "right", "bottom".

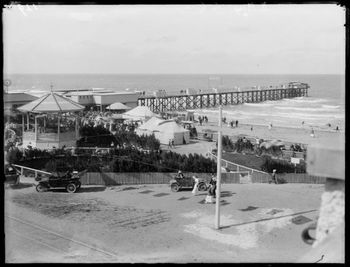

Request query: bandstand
[{"left": 17, "top": 91, "right": 85, "bottom": 149}]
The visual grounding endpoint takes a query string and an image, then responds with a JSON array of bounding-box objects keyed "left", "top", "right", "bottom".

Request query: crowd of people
[{"left": 197, "top": 115, "right": 208, "bottom": 126}]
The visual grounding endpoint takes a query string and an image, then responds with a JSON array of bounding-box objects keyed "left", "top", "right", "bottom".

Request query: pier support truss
[{"left": 138, "top": 85, "right": 309, "bottom": 113}]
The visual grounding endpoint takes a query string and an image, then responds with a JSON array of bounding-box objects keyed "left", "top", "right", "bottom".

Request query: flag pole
[{"left": 215, "top": 105, "right": 222, "bottom": 229}]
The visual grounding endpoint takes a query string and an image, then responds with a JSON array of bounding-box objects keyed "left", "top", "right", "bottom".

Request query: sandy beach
[{"left": 194, "top": 121, "right": 344, "bottom": 147}]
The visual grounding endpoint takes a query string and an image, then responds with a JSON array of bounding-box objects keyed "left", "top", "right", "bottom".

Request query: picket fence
[
  {"left": 79, "top": 171, "right": 325, "bottom": 186},
  {"left": 80, "top": 172, "right": 242, "bottom": 186}
]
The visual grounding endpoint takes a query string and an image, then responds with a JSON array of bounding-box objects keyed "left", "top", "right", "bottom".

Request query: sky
[{"left": 3, "top": 4, "right": 346, "bottom": 74}]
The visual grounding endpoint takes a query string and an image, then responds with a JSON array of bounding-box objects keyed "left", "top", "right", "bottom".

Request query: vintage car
[
  {"left": 169, "top": 175, "right": 208, "bottom": 192},
  {"left": 36, "top": 171, "right": 81, "bottom": 193},
  {"left": 4, "top": 164, "right": 20, "bottom": 185}
]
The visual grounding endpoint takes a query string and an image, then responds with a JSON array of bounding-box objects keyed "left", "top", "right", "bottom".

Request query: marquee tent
[
  {"left": 136, "top": 117, "right": 190, "bottom": 145},
  {"left": 123, "top": 106, "right": 160, "bottom": 121},
  {"left": 106, "top": 102, "right": 131, "bottom": 111}
]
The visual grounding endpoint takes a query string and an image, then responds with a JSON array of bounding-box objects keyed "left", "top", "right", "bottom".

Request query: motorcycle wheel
[
  {"left": 66, "top": 183, "right": 77, "bottom": 193},
  {"left": 171, "top": 183, "right": 180, "bottom": 192},
  {"left": 36, "top": 184, "right": 47, "bottom": 192},
  {"left": 198, "top": 183, "right": 207, "bottom": 191}
]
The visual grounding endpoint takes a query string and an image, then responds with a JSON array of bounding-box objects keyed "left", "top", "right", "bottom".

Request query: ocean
[{"left": 4, "top": 74, "right": 345, "bottom": 131}]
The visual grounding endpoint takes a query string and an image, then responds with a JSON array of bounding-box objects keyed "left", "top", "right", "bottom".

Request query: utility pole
[{"left": 215, "top": 105, "right": 223, "bottom": 229}]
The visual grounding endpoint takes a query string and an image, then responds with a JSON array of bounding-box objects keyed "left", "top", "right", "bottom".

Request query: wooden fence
[
  {"left": 276, "top": 173, "right": 326, "bottom": 184},
  {"left": 80, "top": 172, "right": 242, "bottom": 186},
  {"left": 207, "top": 151, "right": 325, "bottom": 184}
]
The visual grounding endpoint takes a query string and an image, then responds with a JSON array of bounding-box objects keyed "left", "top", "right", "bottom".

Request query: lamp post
[{"left": 215, "top": 105, "right": 223, "bottom": 229}]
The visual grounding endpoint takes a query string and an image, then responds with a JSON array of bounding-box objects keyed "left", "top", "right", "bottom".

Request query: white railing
[
  {"left": 12, "top": 164, "right": 52, "bottom": 178},
  {"left": 207, "top": 151, "right": 268, "bottom": 175}
]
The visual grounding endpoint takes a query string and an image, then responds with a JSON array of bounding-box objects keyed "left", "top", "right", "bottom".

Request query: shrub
[
  {"left": 260, "top": 156, "right": 306, "bottom": 173},
  {"left": 222, "top": 135, "right": 235, "bottom": 151}
]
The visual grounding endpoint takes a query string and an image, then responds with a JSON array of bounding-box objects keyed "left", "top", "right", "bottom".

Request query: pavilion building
[{"left": 17, "top": 92, "right": 85, "bottom": 149}]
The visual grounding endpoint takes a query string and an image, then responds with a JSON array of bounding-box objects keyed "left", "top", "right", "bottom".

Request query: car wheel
[
  {"left": 36, "top": 184, "right": 47, "bottom": 192},
  {"left": 198, "top": 182, "right": 207, "bottom": 191},
  {"left": 171, "top": 183, "right": 180, "bottom": 192},
  {"left": 66, "top": 183, "right": 77, "bottom": 193}
]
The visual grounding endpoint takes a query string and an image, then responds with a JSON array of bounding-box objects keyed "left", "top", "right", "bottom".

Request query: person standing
[
  {"left": 271, "top": 169, "right": 278, "bottom": 184},
  {"left": 168, "top": 139, "right": 172, "bottom": 149},
  {"left": 205, "top": 175, "right": 217, "bottom": 203},
  {"left": 192, "top": 176, "right": 199, "bottom": 195},
  {"left": 235, "top": 120, "right": 238, "bottom": 127},
  {"left": 310, "top": 128, "right": 315, "bottom": 138}
]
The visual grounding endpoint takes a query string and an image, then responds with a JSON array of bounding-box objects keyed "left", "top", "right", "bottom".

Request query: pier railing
[{"left": 138, "top": 84, "right": 309, "bottom": 112}]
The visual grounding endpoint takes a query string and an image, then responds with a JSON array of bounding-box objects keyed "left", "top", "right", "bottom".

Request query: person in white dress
[{"left": 192, "top": 176, "right": 199, "bottom": 195}]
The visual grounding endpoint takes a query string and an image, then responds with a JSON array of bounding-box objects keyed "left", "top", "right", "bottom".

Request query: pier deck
[{"left": 138, "top": 83, "right": 309, "bottom": 112}]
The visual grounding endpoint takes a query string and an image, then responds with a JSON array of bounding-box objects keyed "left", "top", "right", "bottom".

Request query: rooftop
[{"left": 4, "top": 92, "right": 38, "bottom": 103}]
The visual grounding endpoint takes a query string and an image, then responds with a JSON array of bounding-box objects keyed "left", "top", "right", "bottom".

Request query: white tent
[
  {"left": 106, "top": 102, "right": 131, "bottom": 111},
  {"left": 123, "top": 106, "right": 160, "bottom": 121},
  {"left": 136, "top": 117, "right": 190, "bottom": 145},
  {"left": 136, "top": 116, "right": 164, "bottom": 136},
  {"left": 154, "top": 120, "right": 190, "bottom": 145}
]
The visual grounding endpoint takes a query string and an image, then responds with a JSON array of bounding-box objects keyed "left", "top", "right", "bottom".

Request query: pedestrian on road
[
  {"left": 270, "top": 169, "right": 278, "bottom": 184},
  {"left": 205, "top": 175, "right": 217, "bottom": 203},
  {"left": 192, "top": 176, "right": 199, "bottom": 195}
]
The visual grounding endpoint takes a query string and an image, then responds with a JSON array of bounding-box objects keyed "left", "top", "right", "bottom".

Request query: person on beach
[
  {"left": 230, "top": 120, "right": 234, "bottom": 128},
  {"left": 335, "top": 126, "right": 339, "bottom": 131},
  {"left": 168, "top": 139, "right": 172, "bottom": 149},
  {"left": 171, "top": 139, "right": 175, "bottom": 148},
  {"left": 235, "top": 120, "right": 238, "bottom": 127},
  {"left": 310, "top": 128, "right": 315, "bottom": 138},
  {"left": 204, "top": 116, "right": 208, "bottom": 123},
  {"left": 302, "top": 121, "right": 305, "bottom": 126},
  {"left": 251, "top": 126, "right": 253, "bottom": 131}
]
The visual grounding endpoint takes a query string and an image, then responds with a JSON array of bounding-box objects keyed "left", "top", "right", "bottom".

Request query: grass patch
[{"left": 222, "top": 152, "right": 266, "bottom": 171}]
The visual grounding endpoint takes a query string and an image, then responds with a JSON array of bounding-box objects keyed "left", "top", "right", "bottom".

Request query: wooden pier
[{"left": 138, "top": 82, "right": 309, "bottom": 112}]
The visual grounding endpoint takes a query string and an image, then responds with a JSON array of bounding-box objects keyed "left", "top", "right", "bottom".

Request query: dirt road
[{"left": 5, "top": 181, "right": 323, "bottom": 263}]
